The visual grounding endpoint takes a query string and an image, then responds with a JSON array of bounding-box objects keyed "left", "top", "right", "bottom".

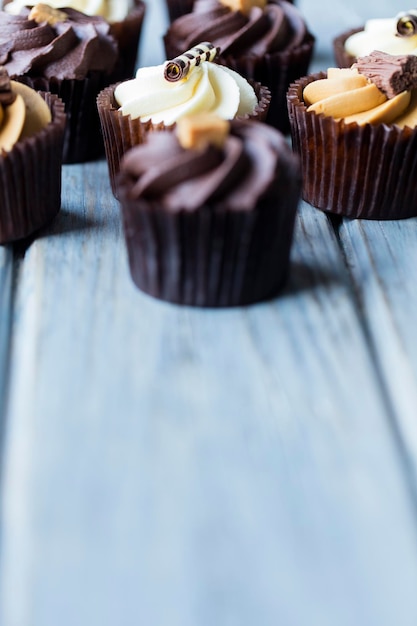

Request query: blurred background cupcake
[
  {"left": 116, "top": 114, "right": 301, "bottom": 306},
  {"left": 163, "top": 0, "right": 294, "bottom": 23},
  {"left": 0, "top": 4, "right": 120, "bottom": 163},
  {"left": 97, "top": 43, "right": 271, "bottom": 195},
  {"left": 163, "top": 0, "right": 315, "bottom": 132},
  {"left": 2, "top": 0, "right": 146, "bottom": 80},
  {"left": 333, "top": 8, "right": 417, "bottom": 68},
  {"left": 0, "top": 67, "right": 66, "bottom": 243}
]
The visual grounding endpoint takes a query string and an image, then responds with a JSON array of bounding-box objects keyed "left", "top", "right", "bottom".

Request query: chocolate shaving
[
  {"left": 0, "top": 66, "right": 16, "bottom": 106},
  {"left": 353, "top": 50, "right": 417, "bottom": 99}
]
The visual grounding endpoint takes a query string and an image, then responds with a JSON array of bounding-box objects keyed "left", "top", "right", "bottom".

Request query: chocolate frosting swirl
[
  {"left": 119, "top": 119, "right": 293, "bottom": 211},
  {"left": 164, "top": 0, "right": 308, "bottom": 57},
  {"left": 0, "top": 8, "right": 118, "bottom": 79}
]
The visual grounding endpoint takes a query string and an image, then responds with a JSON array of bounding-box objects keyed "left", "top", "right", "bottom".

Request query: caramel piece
[
  {"left": 177, "top": 113, "right": 230, "bottom": 150},
  {"left": 219, "top": 0, "right": 267, "bottom": 16},
  {"left": 29, "top": 4, "right": 68, "bottom": 25}
]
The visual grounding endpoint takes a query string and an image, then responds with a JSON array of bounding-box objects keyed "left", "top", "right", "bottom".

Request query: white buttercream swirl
[
  {"left": 114, "top": 62, "right": 258, "bottom": 125},
  {"left": 345, "top": 17, "right": 417, "bottom": 58},
  {"left": 3, "top": 0, "right": 132, "bottom": 22}
]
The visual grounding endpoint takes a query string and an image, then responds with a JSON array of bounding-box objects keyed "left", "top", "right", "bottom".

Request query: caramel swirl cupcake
[
  {"left": 116, "top": 113, "right": 301, "bottom": 306},
  {"left": 287, "top": 51, "right": 417, "bottom": 219},
  {"left": 0, "top": 67, "right": 66, "bottom": 243}
]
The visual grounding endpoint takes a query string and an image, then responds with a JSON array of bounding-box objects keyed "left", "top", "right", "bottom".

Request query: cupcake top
[
  {"left": 118, "top": 112, "right": 297, "bottom": 211},
  {"left": 302, "top": 51, "right": 417, "bottom": 128},
  {"left": 0, "top": 65, "right": 52, "bottom": 151},
  {"left": 2, "top": 0, "right": 133, "bottom": 22},
  {"left": 114, "top": 42, "right": 259, "bottom": 124},
  {"left": 164, "top": 0, "right": 310, "bottom": 58},
  {"left": 0, "top": 4, "right": 119, "bottom": 79},
  {"left": 344, "top": 9, "right": 417, "bottom": 58}
]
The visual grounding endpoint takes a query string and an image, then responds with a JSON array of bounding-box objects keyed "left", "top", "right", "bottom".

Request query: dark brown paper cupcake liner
[
  {"left": 97, "top": 80, "right": 271, "bottom": 196},
  {"left": 163, "top": 35, "right": 315, "bottom": 134},
  {"left": 117, "top": 166, "right": 299, "bottom": 306},
  {"left": 0, "top": 93, "right": 66, "bottom": 244},
  {"left": 333, "top": 27, "right": 362, "bottom": 68},
  {"left": 287, "top": 72, "right": 417, "bottom": 220},
  {"left": 18, "top": 72, "right": 114, "bottom": 163},
  {"left": 109, "top": 0, "right": 146, "bottom": 81}
]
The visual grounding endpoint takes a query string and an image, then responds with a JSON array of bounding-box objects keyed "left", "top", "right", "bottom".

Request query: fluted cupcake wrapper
[
  {"left": 0, "top": 93, "right": 66, "bottom": 244},
  {"left": 163, "top": 35, "right": 315, "bottom": 134},
  {"left": 18, "top": 72, "right": 114, "bottom": 163},
  {"left": 287, "top": 72, "right": 417, "bottom": 220},
  {"left": 97, "top": 80, "right": 271, "bottom": 197},
  {"left": 333, "top": 27, "right": 361, "bottom": 68},
  {"left": 117, "top": 174, "right": 299, "bottom": 307},
  {"left": 109, "top": 0, "right": 146, "bottom": 81}
]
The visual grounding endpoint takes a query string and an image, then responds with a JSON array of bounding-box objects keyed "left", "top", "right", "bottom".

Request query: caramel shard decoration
[
  {"left": 220, "top": 0, "right": 267, "bottom": 15},
  {"left": 29, "top": 3, "right": 68, "bottom": 25},
  {"left": 353, "top": 50, "right": 417, "bottom": 98},
  {"left": 177, "top": 113, "right": 230, "bottom": 150},
  {"left": 11, "top": 81, "right": 51, "bottom": 138},
  {"left": 164, "top": 42, "right": 220, "bottom": 82},
  {"left": 396, "top": 10, "right": 417, "bottom": 36}
]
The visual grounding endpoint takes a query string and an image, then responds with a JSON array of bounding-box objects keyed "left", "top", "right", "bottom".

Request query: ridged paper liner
[
  {"left": 97, "top": 80, "right": 271, "bottom": 197},
  {"left": 333, "top": 27, "right": 362, "bottom": 68},
  {"left": 18, "top": 71, "right": 115, "bottom": 164},
  {"left": 0, "top": 93, "right": 66, "bottom": 244},
  {"left": 117, "top": 151, "right": 300, "bottom": 307},
  {"left": 109, "top": 0, "right": 146, "bottom": 81},
  {"left": 287, "top": 72, "right": 417, "bottom": 220}
]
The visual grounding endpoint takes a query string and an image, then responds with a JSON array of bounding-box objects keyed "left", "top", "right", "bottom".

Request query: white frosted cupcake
[{"left": 97, "top": 42, "right": 271, "bottom": 195}]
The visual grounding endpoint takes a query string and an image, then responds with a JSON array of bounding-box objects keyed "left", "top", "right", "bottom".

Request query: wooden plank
[
  {"left": 339, "top": 218, "right": 417, "bottom": 478},
  {"left": 2, "top": 190, "right": 417, "bottom": 625}
]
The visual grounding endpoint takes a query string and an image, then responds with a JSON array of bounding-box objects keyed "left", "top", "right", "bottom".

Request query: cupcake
[
  {"left": 116, "top": 113, "right": 301, "bottom": 306},
  {"left": 163, "top": 0, "right": 315, "bottom": 131},
  {"left": 2, "top": 0, "right": 146, "bottom": 80},
  {"left": 0, "top": 66, "right": 66, "bottom": 243},
  {"left": 97, "top": 42, "right": 271, "bottom": 196},
  {"left": 0, "top": 4, "right": 119, "bottom": 163},
  {"left": 287, "top": 50, "right": 417, "bottom": 219},
  {"left": 164, "top": 0, "right": 294, "bottom": 23},
  {"left": 333, "top": 9, "right": 417, "bottom": 68}
]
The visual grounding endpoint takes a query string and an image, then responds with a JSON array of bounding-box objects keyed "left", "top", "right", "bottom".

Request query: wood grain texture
[
  {"left": 339, "top": 218, "right": 417, "bottom": 480},
  {"left": 3, "top": 1, "right": 417, "bottom": 626}
]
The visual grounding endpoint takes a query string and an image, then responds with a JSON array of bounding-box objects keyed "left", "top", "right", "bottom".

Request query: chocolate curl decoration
[
  {"left": 396, "top": 10, "right": 417, "bottom": 36},
  {"left": 164, "top": 42, "right": 220, "bottom": 82}
]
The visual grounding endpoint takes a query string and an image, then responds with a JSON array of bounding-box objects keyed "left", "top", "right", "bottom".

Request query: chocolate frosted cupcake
[
  {"left": 0, "top": 4, "right": 119, "bottom": 163},
  {"left": 163, "top": 0, "right": 314, "bottom": 131},
  {"left": 164, "top": 0, "right": 294, "bottom": 23},
  {"left": 287, "top": 51, "right": 417, "bottom": 219},
  {"left": 2, "top": 0, "right": 146, "bottom": 80},
  {"left": 333, "top": 9, "right": 417, "bottom": 68},
  {"left": 97, "top": 42, "right": 271, "bottom": 196},
  {"left": 0, "top": 67, "right": 66, "bottom": 243},
  {"left": 116, "top": 114, "right": 300, "bottom": 306}
]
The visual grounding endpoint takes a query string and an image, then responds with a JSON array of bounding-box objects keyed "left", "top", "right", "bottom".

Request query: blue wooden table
[{"left": 2, "top": 1, "right": 417, "bottom": 625}]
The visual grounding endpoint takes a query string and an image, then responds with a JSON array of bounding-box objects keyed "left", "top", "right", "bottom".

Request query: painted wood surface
[{"left": 3, "top": 1, "right": 417, "bottom": 626}]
